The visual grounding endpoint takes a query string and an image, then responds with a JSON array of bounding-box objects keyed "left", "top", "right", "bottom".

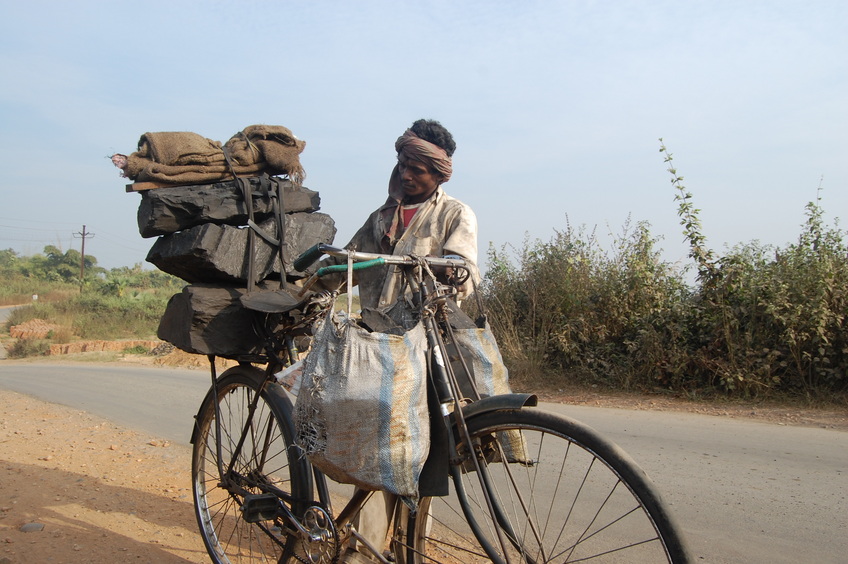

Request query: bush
[
  {"left": 2, "top": 268, "right": 177, "bottom": 349},
  {"left": 6, "top": 338, "right": 50, "bottom": 358},
  {"left": 694, "top": 199, "right": 848, "bottom": 396},
  {"left": 53, "top": 292, "right": 170, "bottom": 339},
  {"left": 482, "top": 219, "right": 693, "bottom": 391},
  {"left": 480, "top": 145, "right": 847, "bottom": 400}
]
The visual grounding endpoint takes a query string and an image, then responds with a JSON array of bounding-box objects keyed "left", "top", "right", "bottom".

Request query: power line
[
  {"left": 0, "top": 217, "right": 80, "bottom": 227},
  {"left": 0, "top": 237, "right": 62, "bottom": 243},
  {"left": 93, "top": 237, "right": 149, "bottom": 253},
  {"left": 0, "top": 224, "right": 68, "bottom": 232}
]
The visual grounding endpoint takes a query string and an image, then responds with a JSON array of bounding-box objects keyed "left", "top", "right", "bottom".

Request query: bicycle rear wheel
[
  {"left": 192, "top": 365, "right": 311, "bottom": 564},
  {"left": 397, "top": 408, "right": 690, "bottom": 563}
]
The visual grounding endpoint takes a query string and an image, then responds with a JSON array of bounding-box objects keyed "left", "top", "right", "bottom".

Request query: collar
[
  {"left": 378, "top": 186, "right": 445, "bottom": 248},
  {"left": 379, "top": 186, "right": 444, "bottom": 212}
]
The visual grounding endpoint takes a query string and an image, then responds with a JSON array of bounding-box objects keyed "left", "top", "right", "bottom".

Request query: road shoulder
[{"left": 0, "top": 388, "right": 207, "bottom": 563}]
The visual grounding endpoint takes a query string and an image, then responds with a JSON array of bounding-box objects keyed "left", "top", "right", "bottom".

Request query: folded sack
[
  {"left": 224, "top": 124, "right": 306, "bottom": 184},
  {"left": 136, "top": 132, "right": 225, "bottom": 167},
  {"left": 122, "top": 125, "right": 307, "bottom": 185}
]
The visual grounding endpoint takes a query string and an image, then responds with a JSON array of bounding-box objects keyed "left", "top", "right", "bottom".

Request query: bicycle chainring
[{"left": 298, "top": 506, "right": 339, "bottom": 563}]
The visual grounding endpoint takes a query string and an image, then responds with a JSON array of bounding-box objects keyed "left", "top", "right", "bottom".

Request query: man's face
[{"left": 399, "top": 158, "right": 440, "bottom": 204}]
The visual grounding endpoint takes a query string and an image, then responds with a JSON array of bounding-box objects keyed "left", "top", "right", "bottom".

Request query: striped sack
[
  {"left": 452, "top": 323, "right": 529, "bottom": 464},
  {"left": 294, "top": 310, "right": 430, "bottom": 500}
]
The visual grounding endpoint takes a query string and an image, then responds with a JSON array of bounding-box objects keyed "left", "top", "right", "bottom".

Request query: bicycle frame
[
  {"left": 308, "top": 246, "right": 541, "bottom": 562},
  {"left": 200, "top": 244, "right": 538, "bottom": 563},
  {"left": 192, "top": 243, "right": 692, "bottom": 564}
]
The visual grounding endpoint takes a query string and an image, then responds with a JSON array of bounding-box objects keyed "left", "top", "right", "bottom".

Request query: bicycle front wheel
[
  {"left": 398, "top": 408, "right": 690, "bottom": 563},
  {"left": 192, "top": 365, "right": 311, "bottom": 564}
]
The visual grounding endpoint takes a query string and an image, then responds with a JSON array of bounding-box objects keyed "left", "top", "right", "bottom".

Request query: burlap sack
[
  {"left": 123, "top": 125, "right": 306, "bottom": 185},
  {"left": 136, "top": 132, "right": 225, "bottom": 166},
  {"left": 224, "top": 125, "right": 306, "bottom": 184},
  {"left": 136, "top": 162, "right": 236, "bottom": 185},
  {"left": 294, "top": 311, "right": 430, "bottom": 499}
]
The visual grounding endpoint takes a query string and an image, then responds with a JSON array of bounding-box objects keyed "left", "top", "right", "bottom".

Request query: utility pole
[{"left": 74, "top": 225, "right": 95, "bottom": 292}]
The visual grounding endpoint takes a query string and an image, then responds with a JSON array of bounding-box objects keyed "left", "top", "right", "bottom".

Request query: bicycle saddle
[{"left": 240, "top": 288, "right": 304, "bottom": 313}]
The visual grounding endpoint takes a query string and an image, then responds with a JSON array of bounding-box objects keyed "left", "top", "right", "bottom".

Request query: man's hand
[{"left": 432, "top": 254, "right": 464, "bottom": 286}]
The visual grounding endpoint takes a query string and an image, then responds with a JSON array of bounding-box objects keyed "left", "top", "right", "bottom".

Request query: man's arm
[{"left": 442, "top": 202, "right": 480, "bottom": 299}]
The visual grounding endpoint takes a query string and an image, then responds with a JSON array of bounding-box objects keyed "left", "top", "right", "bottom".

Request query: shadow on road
[{"left": 1, "top": 459, "right": 207, "bottom": 563}]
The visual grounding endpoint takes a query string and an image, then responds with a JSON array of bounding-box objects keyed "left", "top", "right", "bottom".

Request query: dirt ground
[
  {"left": 0, "top": 353, "right": 846, "bottom": 564},
  {"left": 0, "top": 388, "right": 206, "bottom": 564}
]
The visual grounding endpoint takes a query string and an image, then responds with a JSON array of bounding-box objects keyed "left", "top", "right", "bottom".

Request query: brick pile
[{"left": 9, "top": 319, "right": 60, "bottom": 339}]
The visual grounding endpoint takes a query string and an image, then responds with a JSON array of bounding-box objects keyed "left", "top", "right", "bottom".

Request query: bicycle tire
[
  {"left": 396, "top": 408, "right": 691, "bottom": 563},
  {"left": 192, "top": 365, "right": 312, "bottom": 564}
]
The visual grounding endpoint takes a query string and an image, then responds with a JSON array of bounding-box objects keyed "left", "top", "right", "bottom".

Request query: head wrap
[{"left": 387, "top": 129, "right": 453, "bottom": 201}]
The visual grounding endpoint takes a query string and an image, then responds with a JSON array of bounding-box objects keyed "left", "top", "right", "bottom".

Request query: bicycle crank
[{"left": 299, "top": 506, "right": 339, "bottom": 564}]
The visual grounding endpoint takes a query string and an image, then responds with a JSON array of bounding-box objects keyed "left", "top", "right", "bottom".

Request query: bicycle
[{"left": 190, "top": 243, "right": 692, "bottom": 563}]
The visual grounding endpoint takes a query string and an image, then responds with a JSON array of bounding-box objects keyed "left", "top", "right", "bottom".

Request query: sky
[{"left": 1, "top": 0, "right": 846, "bottom": 277}]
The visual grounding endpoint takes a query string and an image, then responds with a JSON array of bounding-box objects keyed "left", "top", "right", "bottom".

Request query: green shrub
[
  {"left": 59, "top": 292, "right": 170, "bottom": 339},
  {"left": 2, "top": 265, "right": 178, "bottom": 341},
  {"left": 481, "top": 144, "right": 847, "bottom": 400},
  {"left": 482, "top": 219, "right": 693, "bottom": 391},
  {"left": 696, "top": 198, "right": 848, "bottom": 396}
]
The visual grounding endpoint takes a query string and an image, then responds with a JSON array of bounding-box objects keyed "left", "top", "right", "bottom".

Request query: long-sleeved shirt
[{"left": 343, "top": 186, "right": 480, "bottom": 310}]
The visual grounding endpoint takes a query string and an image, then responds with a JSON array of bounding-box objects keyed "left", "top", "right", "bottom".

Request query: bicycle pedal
[{"left": 240, "top": 493, "right": 280, "bottom": 523}]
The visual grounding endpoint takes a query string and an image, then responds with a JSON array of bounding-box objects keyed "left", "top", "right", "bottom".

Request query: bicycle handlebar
[
  {"left": 315, "top": 258, "right": 386, "bottom": 277},
  {"left": 294, "top": 243, "right": 468, "bottom": 276},
  {"left": 293, "top": 243, "right": 326, "bottom": 272}
]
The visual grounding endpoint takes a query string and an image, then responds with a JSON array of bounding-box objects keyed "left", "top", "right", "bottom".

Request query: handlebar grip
[
  {"left": 293, "top": 244, "right": 325, "bottom": 272},
  {"left": 316, "top": 258, "right": 386, "bottom": 277}
]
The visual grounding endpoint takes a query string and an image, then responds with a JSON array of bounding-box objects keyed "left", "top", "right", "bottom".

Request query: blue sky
[{"left": 1, "top": 0, "right": 845, "bottom": 276}]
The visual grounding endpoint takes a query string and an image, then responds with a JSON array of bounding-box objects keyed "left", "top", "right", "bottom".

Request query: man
[
  {"left": 339, "top": 118, "right": 480, "bottom": 310},
  {"left": 335, "top": 119, "right": 480, "bottom": 561}
]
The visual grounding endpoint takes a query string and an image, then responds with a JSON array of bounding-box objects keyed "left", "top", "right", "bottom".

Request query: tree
[
  {"left": 19, "top": 245, "right": 108, "bottom": 283},
  {"left": 0, "top": 248, "right": 18, "bottom": 273}
]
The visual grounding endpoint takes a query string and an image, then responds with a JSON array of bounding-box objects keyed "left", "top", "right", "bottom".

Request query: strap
[
  {"left": 223, "top": 146, "right": 256, "bottom": 293},
  {"left": 271, "top": 177, "right": 288, "bottom": 287},
  {"left": 221, "top": 146, "right": 239, "bottom": 180},
  {"left": 256, "top": 172, "right": 288, "bottom": 288},
  {"left": 241, "top": 177, "right": 256, "bottom": 293},
  {"left": 346, "top": 251, "right": 354, "bottom": 315},
  {"left": 247, "top": 219, "right": 279, "bottom": 246},
  {"left": 469, "top": 274, "right": 488, "bottom": 326}
]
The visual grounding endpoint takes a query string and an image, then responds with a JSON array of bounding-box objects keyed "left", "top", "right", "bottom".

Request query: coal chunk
[
  {"left": 136, "top": 176, "right": 321, "bottom": 237},
  {"left": 146, "top": 213, "right": 336, "bottom": 283}
]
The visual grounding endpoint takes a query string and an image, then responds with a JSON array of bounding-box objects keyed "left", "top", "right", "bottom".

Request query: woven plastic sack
[
  {"left": 452, "top": 322, "right": 529, "bottom": 464},
  {"left": 294, "top": 311, "right": 430, "bottom": 499},
  {"left": 451, "top": 322, "right": 512, "bottom": 398}
]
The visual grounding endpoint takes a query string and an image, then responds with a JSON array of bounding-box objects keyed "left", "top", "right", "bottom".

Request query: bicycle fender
[
  {"left": 460, "top": 393, "right": 538, "bottom": 421},
  {"left": 190, "top": 389, "right": 215, "bottom": 445}
]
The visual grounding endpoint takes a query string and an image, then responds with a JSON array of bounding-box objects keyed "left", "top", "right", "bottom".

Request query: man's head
[
  {"left": 409, "top": 119, "right": 456, "bottom": 157},
  {"left": 392, "top": 119, "right": 455, "bottom": 204}
]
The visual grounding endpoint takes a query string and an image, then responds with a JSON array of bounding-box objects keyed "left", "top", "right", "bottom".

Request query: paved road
[
  {"left": 1, "top": 362, "right": 846, "bottom": 563},
  {"left": 0, "top": 305, "right": 14, "bottom": 323}
]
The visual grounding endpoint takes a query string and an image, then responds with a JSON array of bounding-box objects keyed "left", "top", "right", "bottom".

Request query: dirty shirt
[{"left": 344, "top": 186, "right": 480, "bottom": 310}]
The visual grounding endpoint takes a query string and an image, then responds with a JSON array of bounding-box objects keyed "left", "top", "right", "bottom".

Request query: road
[
  {"left": 0, "top": 305, "right": 17, "bottom": 323},
  {"left": 1, "top": 362, "right": 846, "bottom": 563}
]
